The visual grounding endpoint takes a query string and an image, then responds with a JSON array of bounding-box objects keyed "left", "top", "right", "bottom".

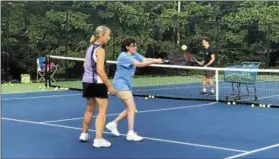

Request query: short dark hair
[
  {"left": 202, "top": 37, "right": 211, "bottom": 44},
  {"left": 121, "top": 37, "right": 137, "bottom": 52}
]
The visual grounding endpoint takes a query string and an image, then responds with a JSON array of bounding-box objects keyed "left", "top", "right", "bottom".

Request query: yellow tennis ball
[
  {"left": 135, "top": 109, "right": 138, "bottom": 113},
  {"left": 181, "top": 45, "right": 187, "bottom": 51}
]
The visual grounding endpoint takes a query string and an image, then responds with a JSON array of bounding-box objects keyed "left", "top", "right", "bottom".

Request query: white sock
[
  {"left": 94, "top": 138, "right": 101, "bottom": 142},
  {"left": 128, "top": 130, "right": 134, "bottom": 135},
  {"left": 203, "top": 88, "right": 206, "bottom": 92}
]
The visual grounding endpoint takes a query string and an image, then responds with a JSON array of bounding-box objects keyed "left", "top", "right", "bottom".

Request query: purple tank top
[{"left": 82, "top": 44, "right": 105, "bottom": 83}]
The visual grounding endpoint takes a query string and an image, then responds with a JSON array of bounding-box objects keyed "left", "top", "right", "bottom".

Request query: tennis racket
[
  {"left": 162, "top": 57, "right": 170, "bottom": 64},
  {"left": 192, "top": 54, "right": 204, "bottom": 66}
]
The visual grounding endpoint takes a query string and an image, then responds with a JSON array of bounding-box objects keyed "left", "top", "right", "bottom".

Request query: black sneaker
[
  {"left": 209, "top": 92, "right": 215, "bottom": 96},
  {"left": 200, "top": 91, "right": 207, "bottom": 95}
]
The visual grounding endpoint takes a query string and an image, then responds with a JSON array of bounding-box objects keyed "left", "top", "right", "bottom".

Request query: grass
[
  {"left": 1, "top": 82, "right": 63, "bottom": 94},
  {"left": 2, "top": 74, "right": 277, "bottom": 94},
  {"left": 50, "top": 75, "right": 203, "bottom": 90}
]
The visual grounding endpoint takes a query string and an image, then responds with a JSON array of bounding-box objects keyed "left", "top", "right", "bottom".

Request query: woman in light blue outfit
[{"left": 106, "top": 37, "right": 162, "bottom": 141}]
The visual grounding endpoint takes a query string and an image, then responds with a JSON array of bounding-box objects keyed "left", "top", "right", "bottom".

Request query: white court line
[
  {"left": 1, "top": 94, "right": 81, "bottom": 101},
  {"left": 256, "top": 94, "right": 279, "bottom": 100},
  {"left": 239, "top": 94, "right": 279, "bottom": 102},
  {"left": 225, "top": 143, "right": 279, "bottom": 159},
  {"left": 2, "top": 90, "right": 68, "bottom": 95},
  {"left": 41, "top": 102, "right": 217, "bottom": 123},
  {"left": 137, "top": 85, "right": 279, "bottom": 93},
  {"left": 2, "top": 117, "right": 247, "bottom": 153}
]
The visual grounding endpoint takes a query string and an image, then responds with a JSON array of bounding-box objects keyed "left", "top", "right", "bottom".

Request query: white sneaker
[
  {"left": 106, "top": 122, "right": 120, "bottom": 137},
  {"left": 93, "top": 138, "right": 111, "bottom": 148},
  {"left": 79, "top": 133, "right": 89, "bottom": 142},
  {"left": 126, "top": 132, "right": 143, "bottom": 141}
]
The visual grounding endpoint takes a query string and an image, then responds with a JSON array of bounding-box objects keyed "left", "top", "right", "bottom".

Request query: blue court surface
[{"left": 2, "top": 90, "right": 279, "bottom": 158}]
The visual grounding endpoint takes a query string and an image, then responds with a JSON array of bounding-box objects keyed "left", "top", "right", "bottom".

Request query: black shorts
[
  {"left": 82, "top": 83, "right": 108, "bottom": 98},
  {"left": 203, "top": 70, "right": 215, "bottom": 78}
]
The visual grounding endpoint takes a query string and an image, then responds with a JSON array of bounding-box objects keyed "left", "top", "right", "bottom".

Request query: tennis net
[{"left": 47, "top": 55, "right": 279, "bottom": 107}]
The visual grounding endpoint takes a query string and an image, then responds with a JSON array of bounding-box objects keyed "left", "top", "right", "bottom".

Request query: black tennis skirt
[{"left": 82, "top": 82, "right": 108, "bottom": 98}]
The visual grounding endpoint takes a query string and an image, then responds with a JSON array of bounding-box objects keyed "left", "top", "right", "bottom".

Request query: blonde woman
[{"left": 79, "top": 26, "right": 116, "bottom": 148}]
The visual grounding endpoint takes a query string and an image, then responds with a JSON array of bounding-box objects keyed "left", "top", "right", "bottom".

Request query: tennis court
[{"left": 2, "top": 89, "right": 279, "bottom": 158}]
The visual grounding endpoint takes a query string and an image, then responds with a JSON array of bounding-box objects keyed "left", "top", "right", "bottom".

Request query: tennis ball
[
  {"left": 227, "top": 102, "right": 231, "bottom": 105},
  {"left": 259, "top": 104, "right": 262, "bottom": 107},
  {"left": 145, "top": 97, "right": 148, "bottom": 100},
  {"left": 11, "top": 84, "right": 14, "bottom": 86},
  {"left": 181, "top": 45, "right": 187, "bottom": 51},
  {"left": 65, "top": 88, "right": 69, "bottom": 90},
  {"left": 267, "top": 104, "right": 271, "bottom": 108},
  {"left": 232, "top": 102, "right": 236, "bottom": 105},
  {"left": 152, "top": 95, "right": 155, "bottom": 98},
  {"left": 148, "top": 95, "right": 152, "bottom": 98},
  {"left": 262, "top": 104, "right": 266, "bottom": 108},
  {"left": 251, "top": 104, "right": 255, "bottom": 107},
  {"left": 54, "top": 87, "right": 58, "bottom": 91}
]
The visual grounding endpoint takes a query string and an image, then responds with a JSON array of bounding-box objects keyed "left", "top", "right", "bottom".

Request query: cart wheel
[{"left": 237, "top": 96, "right": 241, "bottom": 100}]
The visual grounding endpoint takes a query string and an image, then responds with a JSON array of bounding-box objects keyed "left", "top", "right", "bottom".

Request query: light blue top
[{"left": 112, "top": 52, "right": 145, "bottom": 91}]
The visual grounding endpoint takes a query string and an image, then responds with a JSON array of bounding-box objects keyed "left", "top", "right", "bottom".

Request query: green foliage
[{"left": 1, "top": 1, "right": 279, "bottom": 81}]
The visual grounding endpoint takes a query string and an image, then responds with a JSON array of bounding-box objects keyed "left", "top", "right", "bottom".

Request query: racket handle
[{"left": 162, "top": 59, "right": 170, "bottom": 64}]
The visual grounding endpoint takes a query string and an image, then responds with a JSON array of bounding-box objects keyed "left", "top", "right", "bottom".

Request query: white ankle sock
[{"left": 128, "top": 130, "right": 134, "bottom": 135}]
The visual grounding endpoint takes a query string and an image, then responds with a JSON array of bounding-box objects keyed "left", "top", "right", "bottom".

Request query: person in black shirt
[{"left": 198, "top": 37, "right": 216, "bottom": 95}]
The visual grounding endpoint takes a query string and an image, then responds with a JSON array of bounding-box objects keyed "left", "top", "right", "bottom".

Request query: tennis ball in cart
[{"left": 181, "top": 45, "right": 187, "bottom": 51}]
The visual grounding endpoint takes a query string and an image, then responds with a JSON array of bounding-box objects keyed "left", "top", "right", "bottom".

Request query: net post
[
  {"left": 45, "top": 55, "right": 50, "bottom": 87},
  {"left": 215, "top": 69, "right": 219, "bottom": 102},
  {"left": 44, "top": 55, "right": 49, "bottom": 88}
]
